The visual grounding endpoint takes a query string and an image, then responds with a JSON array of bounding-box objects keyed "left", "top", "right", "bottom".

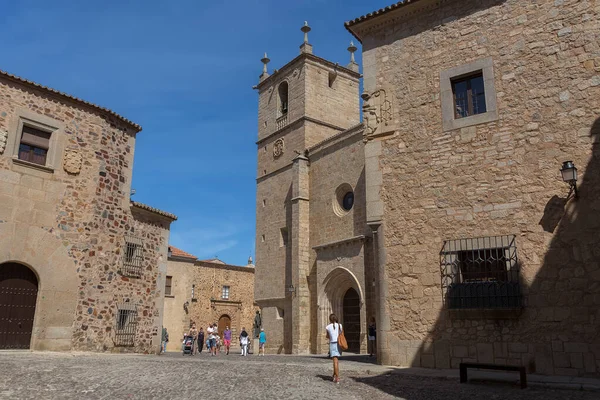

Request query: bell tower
[{"left": 254, "top": 22, "right": 361, "bottom": 354}]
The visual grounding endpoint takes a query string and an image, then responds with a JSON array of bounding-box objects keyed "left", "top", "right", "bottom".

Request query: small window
[
  {"left": 122, "top": 236, "right": 144, "bottom": 277},
  {"left": 18, "top": 126, "right": 51, "bottom": 166},
  {"left": 328, "top": 71, "right": 337, "bottom": 88},
  {"left": 115, "top": 304, "right": 138, "bottom": 346},
  {"left": 261, "top": 234, "right": 265, "bottom": 243},
  {"left": 278, "top": 82, "right": 289, "bottom": 117},
  {"left": 165, "top": 276, "right": 173, "bottom": 296},
  {"left": 440, "top": 235, "right": 521, "bottom": 310},
  {"left": 280, "top": 227, "right": 289, "bottom": 247},
  {"left": 222, "top": 285, "right": 230, "bottom": 300},
  {"left": 342, "top": 192, "right": 354, "bottom": 211},
  {"left": 451, "top": 73, "right": 487, "bottom": 119},
  {"left": 276, "top": 307, "right": 284, "bottom": 319}
]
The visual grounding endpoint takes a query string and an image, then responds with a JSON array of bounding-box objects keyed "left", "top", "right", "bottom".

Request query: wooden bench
[{"left": 459, "top": 362, "right": 527, "bottom": 389}]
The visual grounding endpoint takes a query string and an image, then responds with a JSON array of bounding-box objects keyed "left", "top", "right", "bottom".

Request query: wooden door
[
  {"left": 342, "top": 288, "right": 361, "bottom": 353},
  {"left": 218, "top": 315, "right": 231, "bottom": 338},
  {"left": 0, "top": 263, "right": 38, "bottom": 349}
]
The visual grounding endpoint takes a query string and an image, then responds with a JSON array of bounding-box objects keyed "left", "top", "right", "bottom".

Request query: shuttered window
[{"left": 18, "top": 126, "right": 51, "bottom": 166}]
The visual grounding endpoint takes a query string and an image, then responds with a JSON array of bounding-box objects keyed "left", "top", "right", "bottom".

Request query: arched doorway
[
  {"left": 318, "top": 267, "right": 366, "bottom": 354},
  {"left": 217, "top": 314, "right": 231, "bottom": 338},
  {"left": 342, "top": 288, "right": 361, "bottom": 352},
  {"left": 0, "top": 263, "right": 38, "bottom": 349}
]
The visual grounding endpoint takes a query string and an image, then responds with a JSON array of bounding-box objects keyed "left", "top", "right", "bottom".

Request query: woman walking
[{"left": 325, "top": 313, "right": 342, "bottom": 384}]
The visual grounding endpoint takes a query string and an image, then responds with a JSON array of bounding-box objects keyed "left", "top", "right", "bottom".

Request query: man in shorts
[
  {"left": 207, "top": 324, "right": 217, "bottom": 356},
  {"left": 223, "top": 326, "right": 232, "bottom": 355}
]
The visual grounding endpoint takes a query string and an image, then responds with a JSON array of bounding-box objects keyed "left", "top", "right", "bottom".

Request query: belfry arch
[{"left": 318, "top": 267, "right": 366, "bottom": 354}]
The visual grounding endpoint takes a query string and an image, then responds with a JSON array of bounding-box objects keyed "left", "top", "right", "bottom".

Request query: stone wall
[
  {"left": 0, "top": 74, "right": 172, "bottom": 353},
  {"left": 164, "top": 258, "right": 256, "bottom": 351},
  {"left": 357, "top": 0, "right": 600, "bottom": 376}
]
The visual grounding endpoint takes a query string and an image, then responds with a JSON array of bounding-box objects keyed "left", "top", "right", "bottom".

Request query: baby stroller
[{"left": 182, "top": 335, "right": 194, "bottom": 356}]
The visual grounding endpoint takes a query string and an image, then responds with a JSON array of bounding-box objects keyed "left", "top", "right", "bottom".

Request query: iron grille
[
  {"left": 114, "top": 303, "right": 137, "bottom": 346},
  {"left": 440, "top": 235, "right": 521, "bottom": 309},
  {"left": 121, "top": 235, "right": 144, "bottom": 277}
]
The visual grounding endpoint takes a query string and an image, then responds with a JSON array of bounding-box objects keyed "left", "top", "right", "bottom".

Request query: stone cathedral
[{"left": 254, "top": 0, "right": 600, "bottom": 378}]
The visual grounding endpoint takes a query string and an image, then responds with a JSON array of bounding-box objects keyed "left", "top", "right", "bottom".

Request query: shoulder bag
[{"left": 337, "top": 324, "right": 348, "bottom": 351}]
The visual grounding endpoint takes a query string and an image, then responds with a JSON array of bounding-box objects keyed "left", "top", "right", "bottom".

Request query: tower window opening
[{"left": 278, "top": 82, "right": 289, "bottom": 117}]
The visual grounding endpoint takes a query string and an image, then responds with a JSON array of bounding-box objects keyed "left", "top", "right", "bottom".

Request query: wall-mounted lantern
[
  {"left": 560, "top": 160, "right": 578, "bottom": 199},
  {"left": 183, "top": 301, "right": 189, "bottom": 314}
]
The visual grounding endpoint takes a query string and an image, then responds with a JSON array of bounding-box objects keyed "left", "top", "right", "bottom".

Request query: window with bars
[
  {"left": 451, "top": 73, "right": 487, "bottom": 119},
  {"left": 121, "top": 236, "right": 144, "bottom": 277},
  {"left": 165, "top": 276, "right": 173, "bottom": 296},
  {"left": 18, "top": 126, "right": 51, "bottom": 166},
  {"left": 222, "top": 285, "right": 230, "bottom": 300},
  {"left": 440, "top": 235, "right": 521, "bottom": 310},
  {"left": 114, "top": 304, "right": 138, "bottom": 346}
]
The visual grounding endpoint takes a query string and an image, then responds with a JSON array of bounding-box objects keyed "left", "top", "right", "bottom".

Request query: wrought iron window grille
[
  {"left": 440, "top": 235, "right": 521, "bottom": 309},
  {"left": 114, "top": 303, "right": 138, "bottom": 346},
  {"left": 121, "top": 235, "right": 144, "bottom": 278}
]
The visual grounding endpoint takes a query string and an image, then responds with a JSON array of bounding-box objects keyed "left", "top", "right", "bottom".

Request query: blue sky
[{"left": 1, "top": 0, "right": 392, "bottom": 265}]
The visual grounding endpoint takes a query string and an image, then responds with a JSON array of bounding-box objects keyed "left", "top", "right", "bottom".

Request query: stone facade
[
  {"left": 256, "top": 0, "right": 600, "bottom": 378},
  {"left": 254, "top": 27, "right": 373, "bottom": 355},
  {"left": 0, "top": 71, "right": 175, "bottom": 353},
  {"left": 163, "top": 247, "right": 256, "bottom": 352},
  {"left": 345, "top": 0, "right": 600, "bottom": 377}
]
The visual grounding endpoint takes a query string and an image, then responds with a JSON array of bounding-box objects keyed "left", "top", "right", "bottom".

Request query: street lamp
[
  {"left": 286, "top": 284, "right": 296, "bottom": 296},
  {"left": 560, "top": 161, "right": 578, "bottom": 199}
]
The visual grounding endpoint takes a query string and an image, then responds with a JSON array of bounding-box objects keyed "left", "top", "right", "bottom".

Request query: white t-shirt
[
  {"left": 207, "top": 326, "right": 215, "bottom": 339},
  {"left": 326, "top": 323, "right": 343, "bottom": 343}
]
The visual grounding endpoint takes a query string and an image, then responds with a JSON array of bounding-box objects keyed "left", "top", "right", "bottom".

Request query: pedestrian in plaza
[
  {"left": 198, "top": 327, "right": 205, "bottom": 354},
  {"left": 325, "top": 313, "right": 342, "bottom": 384},
  {"left": 368, "top": 317, "right": 376, "bottom": 357},
  {"left": 223, "top": 325, "right": 232, "bottom": 355},
  {"left": 239, "top": 327, "right": 249, "bottom": 356},
  {"left": 258, "top": 328, "right": 266, "bottom": 356},
  {"left": 161, "top": 327, "right": 169, "bottom": 354},
  {"left": 188, "top": 324, "right": 198, "bottom": 355},
  {"left": 207, "top": 324, "right": 217, "bottom": 356}
]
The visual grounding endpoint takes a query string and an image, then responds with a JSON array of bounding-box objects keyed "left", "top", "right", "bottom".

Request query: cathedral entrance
[
  {"left": 318, "top": 267, "right": 365, "bottom": 354},
  {"left": 342, "top": 288, "right": 360, "bottom": 353},
  {"left": 217, "top": 314, "right": 231, "bottom": 338},
  {"left": 0, "top": 263, "right": 39, "bottom": 349}
]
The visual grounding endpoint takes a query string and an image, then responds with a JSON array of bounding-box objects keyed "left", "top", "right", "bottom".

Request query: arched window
[{"left": 278, "top": 81, "right": 289, "bottom": 117}]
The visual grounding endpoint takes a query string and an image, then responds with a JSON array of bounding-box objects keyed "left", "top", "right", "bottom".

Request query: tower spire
[
  {"left": 300, "top": 21, "right": 313, "bottom": 54},
  {"left": 347, "top": 41, "right": 359, "bottom": 72},
  {"left": 260, "top": 52, "right": 270, "bottom": 82}
]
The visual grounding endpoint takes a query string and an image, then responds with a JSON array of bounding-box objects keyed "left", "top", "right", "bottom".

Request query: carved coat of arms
[
  {"left": 362, "top": 89, "right": 393, "bottom": 141},
  {"left": 273, "top": 138, "right": 284, "bottom": 158}
]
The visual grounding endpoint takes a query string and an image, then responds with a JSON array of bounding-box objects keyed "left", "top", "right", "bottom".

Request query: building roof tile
[
  {"left": 0, "top": 69, "right": 142, "bottom": 132},
  {"left": 130, "top": 201, "right": 178, "bottom": 220},
  {"left": 344, "top": 0, "right": 423, "bottom": 41},
  {"left": 168, "top": 245, "right": 198, "bottom": 260}
]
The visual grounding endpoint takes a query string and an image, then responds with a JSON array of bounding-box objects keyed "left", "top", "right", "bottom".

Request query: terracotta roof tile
[
  {"left": 168, "top": 245, "right": 197, "bottom": 260},
  {"left": 130, "top": 201, "right": 178, "bottom": 220},
  {"left": 0, "top": 69, "right": 142, "bottom": 132},
  {"left": 344, "top": 0, "right": 423, "bottom": 41}
]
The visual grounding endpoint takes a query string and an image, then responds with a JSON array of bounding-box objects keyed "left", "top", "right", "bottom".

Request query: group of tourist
[{"left": 160, "top": 324, "right": 267, "bottom": 356}]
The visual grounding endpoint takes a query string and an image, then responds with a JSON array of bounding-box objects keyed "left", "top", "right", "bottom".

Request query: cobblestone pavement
[{"left": 0, "top": 351, "right": 598, "bottom": 400}]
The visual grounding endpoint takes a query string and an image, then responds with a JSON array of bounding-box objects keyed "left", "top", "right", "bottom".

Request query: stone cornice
[
  {"left": 313, "top": 235, "right": 365, "bottom": 251},
  {"left": 256, "top": 116, "right": 347, "bottom": 146},
  {"left": 256, "top": 53, "right": 361, "bottom": 91}
]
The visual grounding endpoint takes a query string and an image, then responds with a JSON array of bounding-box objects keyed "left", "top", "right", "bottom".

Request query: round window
[
  {"left": 333, "top": 183, "right": 354, "bottom": 217},
  {"left": 342, "top": 191, "right": 354, "bottom": 211}
]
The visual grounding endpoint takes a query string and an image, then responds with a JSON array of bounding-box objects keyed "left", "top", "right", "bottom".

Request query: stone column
[{"left": 291, "top": 155, "right": 310, "bottom": 354}]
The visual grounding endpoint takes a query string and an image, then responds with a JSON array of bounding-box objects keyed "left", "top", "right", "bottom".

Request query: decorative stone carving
[
  {"left": 362, "top": 88, "right": 394, "bottom": 141},
  {"left": 273, "top": 138, "right": 285, "bottom": 158},
  {"left": 0, "top": 129, "right": 7, "bottom": 154},
  {"left": 63, "top": 149, "right": 83, "bottom": 174},
  {"left": 292, "top": 68, "right": 300, "bottom": 78}
]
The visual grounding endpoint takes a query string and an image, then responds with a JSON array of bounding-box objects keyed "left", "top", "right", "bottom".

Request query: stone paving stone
[{"left": 0, "top": 352, "right": 598, "bottom": 400}]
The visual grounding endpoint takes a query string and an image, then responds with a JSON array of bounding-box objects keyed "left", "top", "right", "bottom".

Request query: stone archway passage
[
  {"left": 343, "top": 288, "right": 361, "bottom": 352},
  {"left": 217, "top": 314, "right": 231, "bottom": 339},
  {"left": 0, "top": 263, "right": 39, "bottom": 349}
]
